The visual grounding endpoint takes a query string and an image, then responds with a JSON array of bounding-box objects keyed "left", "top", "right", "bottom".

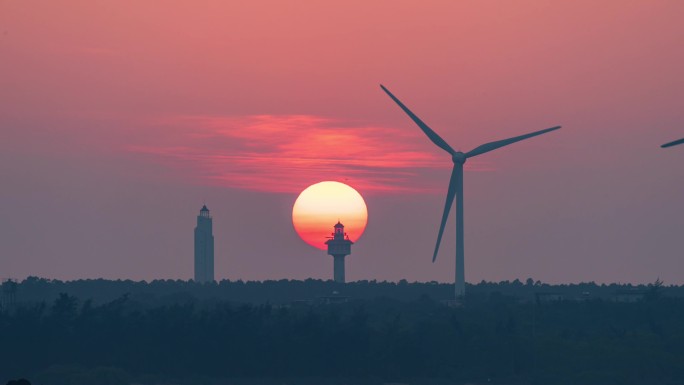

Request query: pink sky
[{"left": 1, "top": 1, "right": 683, "bottom": 284}]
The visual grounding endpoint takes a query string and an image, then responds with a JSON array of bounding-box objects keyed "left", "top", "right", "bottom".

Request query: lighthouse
[
  {"left": 325, "top": 221, "right": 353, "bottom": 283},
  {"left": 194, "top": 204, "right": 214, "bottom": 283}
]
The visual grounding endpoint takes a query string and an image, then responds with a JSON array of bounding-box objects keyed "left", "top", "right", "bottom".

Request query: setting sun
[{"left": 292, "top": 181, "right": 368, "bottom": 250}]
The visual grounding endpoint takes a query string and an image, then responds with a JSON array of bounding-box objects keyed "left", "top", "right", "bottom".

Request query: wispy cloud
[{"left": 128, "top": 115, "right": 491, "bottom": 194}]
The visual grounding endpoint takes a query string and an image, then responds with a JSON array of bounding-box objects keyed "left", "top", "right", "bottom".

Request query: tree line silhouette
[
  {"left": 2, "top": 278, "right": 683, "bottom": 384},
  {"left": 10, "top": 276, "right": 684, "bottom": 306}
]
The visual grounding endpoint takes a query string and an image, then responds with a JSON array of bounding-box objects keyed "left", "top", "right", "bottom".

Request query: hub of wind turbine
[{"left": 452, "top": 152, "right": 467, "bottom": 164}]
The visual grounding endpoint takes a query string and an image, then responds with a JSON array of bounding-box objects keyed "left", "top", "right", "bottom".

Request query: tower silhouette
[
  {"left": 194, "top": 205, "right": 214, "bottom": 283},
  {"left": 325, "top": 221, "right": 353, "bottom": 283}
]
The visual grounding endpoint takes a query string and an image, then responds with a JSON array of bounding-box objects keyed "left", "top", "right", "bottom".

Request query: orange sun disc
[{"left": 292, "top": 181, "right": 368, "bottom": 250}]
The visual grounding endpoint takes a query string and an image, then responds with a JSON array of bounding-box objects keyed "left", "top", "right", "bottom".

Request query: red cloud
[{"left": 128, "top": 115, "right": 491, "bottom": 194}]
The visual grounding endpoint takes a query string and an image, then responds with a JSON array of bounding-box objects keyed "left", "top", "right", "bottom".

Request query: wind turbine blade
[
  {"left": 466, "top": 126, "right": 561, "bottom": 158},
  {"left": 662, "top": 138, "right": 684, "bottom": 148},
  {"left": 433, "top": 165, "right": 459, "bottom": 262},
  {"left": 380, "top": 84, "right": 456, "bottom": 155}
]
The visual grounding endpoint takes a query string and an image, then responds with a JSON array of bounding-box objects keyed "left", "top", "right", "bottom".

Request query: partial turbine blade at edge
[
  {"left": 466, "top": 126, "right": 561, "bottom": 158},
  {"left": 433, "top": 165, "right": 459, "bottom": 262},
  {"left": 662, "top": 138, "right": 684, "bottom": 148},
  {"left": 380, "top": 84, "right": 456, "bottom": 155}
]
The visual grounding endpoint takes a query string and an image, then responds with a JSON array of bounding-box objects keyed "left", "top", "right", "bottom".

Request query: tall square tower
[{"left": 194, "top": 205, "right": 214, "bottom": 283}]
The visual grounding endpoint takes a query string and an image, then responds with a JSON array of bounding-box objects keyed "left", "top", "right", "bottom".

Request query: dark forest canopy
[
  {"left": 2, "top": 278, "right": 684, "bottom": 385},
  {"left": 5, "top": 276, "right": 682, "bottom": 307}
]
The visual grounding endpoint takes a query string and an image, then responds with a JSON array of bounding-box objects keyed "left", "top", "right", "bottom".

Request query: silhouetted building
[
  {"left": 325, "top": 221, "right": 353, "bottom": 283},
  {"left": 317, "top": 290, "right": 350, "bottom": 305},
  {"left": 614, "top": 289, "right": 646, "bottom": 302},
  {"left": 535, "top": 291, "right": 564, "bottom": 304},
  {"left": 194, "top": 205, "right": 214, "bottom": 283}
]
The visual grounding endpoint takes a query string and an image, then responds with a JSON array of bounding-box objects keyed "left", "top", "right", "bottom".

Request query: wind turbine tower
[
  {"left": 325, "top": 221, "right": 354, "bottom": 283},
  {"left": 380, "top": 84, "right": 561, "bottom": 299}
]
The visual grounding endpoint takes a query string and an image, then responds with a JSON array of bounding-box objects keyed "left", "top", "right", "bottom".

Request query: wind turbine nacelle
[{"left": 452, "top": 152, "right": 467, "bottom": 164}]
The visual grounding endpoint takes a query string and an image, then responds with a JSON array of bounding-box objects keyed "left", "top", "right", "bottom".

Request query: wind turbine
[
  {"left": 380, "top": 84, "right": 561, "bottom": 299},
  {"left": 662, "top": 138, "right": 684, "bottom": 148}
]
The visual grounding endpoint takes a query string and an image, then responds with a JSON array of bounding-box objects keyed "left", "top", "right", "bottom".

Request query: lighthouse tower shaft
[
  {"left": 325, "top": 222, "right": 353, "bottom": 283},
  {"left": 194, "top": 205, "right": 214, "bottom": 283},
  {"left": 333, "top": 256, "right": 346, "bottom": 283}
]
